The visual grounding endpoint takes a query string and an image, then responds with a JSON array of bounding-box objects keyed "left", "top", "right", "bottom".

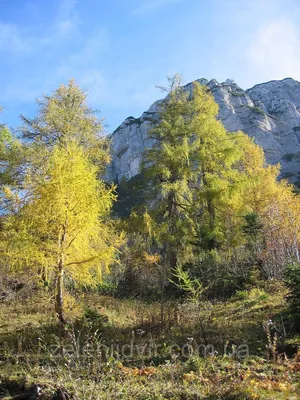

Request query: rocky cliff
[{"left": 106, "top": 78, "right": 300, "bottom": 185}]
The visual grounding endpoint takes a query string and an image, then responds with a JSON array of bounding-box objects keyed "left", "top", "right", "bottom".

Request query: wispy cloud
[
  {"left": 0, "top": 23, "right": 32, "bottom": 54},
  {"left": 0, "top": 0, "right": 85, "bottom": 105},
  {"left": 247, "top": 19, "right": 300, "bottom": 81},
  {"left": 55, "top": 0, "right": 80, "bottom": 36},
  {"left": 0, "top": 0, "right": 80, "bottom": 55},
  {"left": 132, "top": 0, "right": 182, "bottom": 16},
  {"left": 55, "top": 27, "right": 110, "bottom": 81}
]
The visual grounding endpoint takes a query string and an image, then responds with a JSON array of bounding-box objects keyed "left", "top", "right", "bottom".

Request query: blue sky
[{"left": 0, "top": 0, "right": 300, "bottom": 132}]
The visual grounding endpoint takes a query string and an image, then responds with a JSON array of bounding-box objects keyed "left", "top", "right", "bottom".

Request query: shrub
[
  {"left": 230, "top": 91, "right": 244, "bottom": 97},
  {"left": 247, "top": 105, "right": 265, "bottom": 115},
  {"left": 234, "top": 290, "right": 248, "bottom": 301},
  {"left": 233, "top": 288, "right": 269, "bottom": 302},
  {"left": 96, "top": 280, "right": 118, "bottom": 296},
  {"left": 284, "top": 263, "right": 300, "bottom": 310},
  {"left": 83, "top": 306, "right": 109, "bottom": 324},
  {"left": 282, "top": 153, "right": 297, "bottom": 162}
]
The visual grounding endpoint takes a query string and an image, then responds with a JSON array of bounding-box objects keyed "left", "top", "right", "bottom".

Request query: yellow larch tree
[{"left": 1, "top": 82, "right": 123, "bottom": 323}]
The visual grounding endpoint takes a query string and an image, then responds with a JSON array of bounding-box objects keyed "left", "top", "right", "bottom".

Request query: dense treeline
[{"left": 0, "top": 76, "right": 300, "bottom": 323}]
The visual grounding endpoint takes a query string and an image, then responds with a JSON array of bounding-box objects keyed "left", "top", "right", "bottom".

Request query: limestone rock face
[{"left": 106, "top": 78, "right": 300, "bottom": 184}]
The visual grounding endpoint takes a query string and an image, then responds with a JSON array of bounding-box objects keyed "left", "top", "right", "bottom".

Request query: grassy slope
[{"left": 0, "top": 285, "right": 299, "bottom": 399}]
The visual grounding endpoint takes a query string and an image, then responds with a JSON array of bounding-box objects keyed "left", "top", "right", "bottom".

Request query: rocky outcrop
[{"left": 106, "top": 78, "right": 300, "bottom": 184}]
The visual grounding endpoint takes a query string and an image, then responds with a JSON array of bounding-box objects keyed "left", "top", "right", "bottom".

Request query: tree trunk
[
  {"left": 207, "top": 196, "right": 217, "bottom": 250},
  {"left": 55, "top": 225, "right": 67, "bottom": 325},
  {"left": 167, "top": 190, "right": 178, "bottom": 269},
  {"left": 55, "top": 258, "right": 66, "bottom": 325},
  {"left": 160, "top": 268, "right": 165, "bottom": 324},
  {"left": 203, "top": 171, "right": 217, "bottom": 251}
]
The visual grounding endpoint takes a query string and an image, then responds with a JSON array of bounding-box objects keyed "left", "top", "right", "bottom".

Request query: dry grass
[{"left": 0, "top": 284, "right": 299, "bottom": 399}]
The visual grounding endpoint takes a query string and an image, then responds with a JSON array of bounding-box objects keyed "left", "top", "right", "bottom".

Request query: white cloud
[
  {"left": 132, "top": 0, "right": 182, "bottom": 15},
  {"left": 247, "top": 19, "right": 300, "bottom": 81}
]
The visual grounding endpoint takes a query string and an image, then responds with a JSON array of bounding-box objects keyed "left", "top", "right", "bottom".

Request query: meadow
[{"left": 0, "top": 282, "right": 299, "bottom": 399}]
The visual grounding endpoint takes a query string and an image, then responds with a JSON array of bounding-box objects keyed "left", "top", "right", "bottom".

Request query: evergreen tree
[
  {"left": 142, "top": 76, "right": 244, "bottom": 266},
  {"left": 1, "top": 84, "right": 122, "bottom": 323},
  {"left": 142, "top": 75, "right": 300, "bottom": 290},
  {"left": 142, "top": 75, "right": 197, "bottom": 273},
  {"left": 20, "top": 79, "right": 110, "bottom": 170},
  {"left": 0, "top": 109, "right": 23, "bottom": 210}
]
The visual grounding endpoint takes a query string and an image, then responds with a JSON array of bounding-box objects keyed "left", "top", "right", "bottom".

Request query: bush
[
  {"left": 83, "top": 306, "right": 109, "bottom": 324},
  {"left": 282, "top": 153, "right": 297, "bottom": 162},
  {"left": 96, "top": 280, "right": 118, "bottom": 296},
  {"left": 234, "top": 290, "right": 248, "bottom": 301},
  {"left": 233, "top": 288, "right": 269, "bottom": 302},
  {"left": 247, "top": 105, "right": 265, "bottom": 115},
  {"left": 284, "top": 263, "right": 300, "bottom": 310}
]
